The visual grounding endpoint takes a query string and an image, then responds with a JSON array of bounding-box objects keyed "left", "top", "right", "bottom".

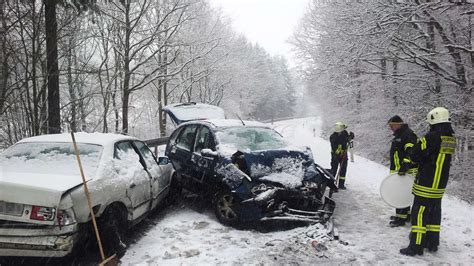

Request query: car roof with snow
[
  {"left": 179, "top": 119, "right": 270, "bottom": 129},
  {"left": 163, "top": 102, "right": 226, "bottom": 125},
  {"left": 16, "top": 132, "right": 137, "bottom": 146}
]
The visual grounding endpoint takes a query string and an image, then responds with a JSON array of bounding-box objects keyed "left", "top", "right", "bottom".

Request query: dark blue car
[{"left": 164, "top": 118, "right": 336, "bottom": 226}]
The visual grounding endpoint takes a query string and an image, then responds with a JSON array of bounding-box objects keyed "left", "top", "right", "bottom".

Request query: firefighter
[
  {"left": 400, "top": 107, "right": 456, "bottom": 256},
  {"left": 387, "top": 115, "right": 418, "bottom": 227},
  {"left": 330, "top": 122, "right": 354, "bottom": 189}
]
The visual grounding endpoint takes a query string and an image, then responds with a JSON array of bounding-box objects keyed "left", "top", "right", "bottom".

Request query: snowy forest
[
  {"left": 0, "top": 0, "right": 296, "bottom": 141},
  {"left": 0, "top": 0, "right": 472, "bottom": 201},
  {"left": 292, "top": 0, "right": 473, "bottom": 201}
]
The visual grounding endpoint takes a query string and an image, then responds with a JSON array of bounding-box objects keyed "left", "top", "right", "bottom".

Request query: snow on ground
[{"left": 121, "top": 117, "right": 474, "bottom": 265}]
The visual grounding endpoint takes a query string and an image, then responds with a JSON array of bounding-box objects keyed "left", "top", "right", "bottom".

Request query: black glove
[
  {"left": 349, "top": 131, "right": 355, "bottom": 140},
  {"left": 398, "top": 163, "right": 409, "bottom": 176}
]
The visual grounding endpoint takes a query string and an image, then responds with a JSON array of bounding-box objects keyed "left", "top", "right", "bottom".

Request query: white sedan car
[{"left": 0, "top": 133, "right": 173, "bottom": 258}]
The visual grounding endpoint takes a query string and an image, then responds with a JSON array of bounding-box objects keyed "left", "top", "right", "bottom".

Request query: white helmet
[
  {"left": 335, "top": 122, "right": 347, "bottom": 133},
  {"left": 426, "top": 107, "right": 451, "bottom": 125}
]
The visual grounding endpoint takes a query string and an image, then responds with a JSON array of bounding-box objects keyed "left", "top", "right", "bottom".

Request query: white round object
[{"left": 380, "top": 173, "right": 415, "bottom": 208}]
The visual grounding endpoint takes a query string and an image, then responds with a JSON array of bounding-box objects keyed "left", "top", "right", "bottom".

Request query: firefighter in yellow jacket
[
  {"left": 330, "top": 122, "right": 354, "bottom": 189},
  {"left": 387, "top": 115, "right": 418, "bottom": 227},
  {"left": 400, "top": 107, "right": 456, "bottom": 256}
]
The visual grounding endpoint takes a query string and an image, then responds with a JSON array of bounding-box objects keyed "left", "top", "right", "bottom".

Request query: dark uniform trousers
[
  {"left": 331, "top": 152, "right": 348, "bottom": 184},
  {"left": 410, "top": 197, "right": 442, "bottom": 249}
]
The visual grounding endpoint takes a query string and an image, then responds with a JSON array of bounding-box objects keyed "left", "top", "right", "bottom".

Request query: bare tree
[
  {"left": 292, "top": 0, "right": 474, "bottom": 200},
  {"left": 101, "top": 0, "right": 191, "bottom": 133},
  {"left": 43, "top": 0, "right": 97, "bottom": 133}
]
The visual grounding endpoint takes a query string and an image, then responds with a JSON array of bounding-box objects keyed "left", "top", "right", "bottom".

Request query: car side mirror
[
  {"left": 201, "top": 148, "right": 218, "bottom": 158},
  {"left": 157, "top": 156, "right": 170, "bottom": 165}
]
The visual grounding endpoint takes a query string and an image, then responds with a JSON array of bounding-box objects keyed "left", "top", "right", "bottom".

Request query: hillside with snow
[{"left": 121, "top": 117, "right": 473, "bottom": 265}]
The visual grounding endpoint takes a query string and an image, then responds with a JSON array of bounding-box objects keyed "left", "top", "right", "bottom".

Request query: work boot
[
  {"left": 400, "top": 246, "right": 423, "bottom": 256},
  {"left": 427, "top": 244, "right": 438, "bottom": 252},
  {"left": 390, "top": 215, "right": 398, "bottom": 221},
  {"left": 338, "top": 180, "right": 346, "bottom": 189},
  {"left": 389, "top": 218, "right": 405, "bottom": 227}
]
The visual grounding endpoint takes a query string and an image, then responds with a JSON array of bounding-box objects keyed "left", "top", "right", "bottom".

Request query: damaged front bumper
[
  {"left": 239, "top": 186, "right": 336, "bottom": 224},
  {"left": 260, "top": 196, "right": 335, "bottom": 223},
  {"left": 0, "top": 222, "right": 79, "bottom": 257}
]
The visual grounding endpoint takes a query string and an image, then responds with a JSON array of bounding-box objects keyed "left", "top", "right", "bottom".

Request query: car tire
[
  {"left": 214, "top": 191, "right": 240, "bottom": 226},
  {"left": 100, "top": 205, "right": 128, "bottom": 257}
]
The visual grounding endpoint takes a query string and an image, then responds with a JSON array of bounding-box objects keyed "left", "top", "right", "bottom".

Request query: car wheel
[
  {"left": 100, "top": 206, "right": 128, "bottom": 257},
  {"left": 214, "top": 191, "right": 240, "bottom": 226}
]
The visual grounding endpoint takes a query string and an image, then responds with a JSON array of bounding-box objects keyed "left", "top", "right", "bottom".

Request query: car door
[
  {"left": 167, "top": 124, "right": 198, "bottom": 181},
  {"left": 114, "top": 141, "right": 151, "bottom": 212},
  {"left": 133, "top": 140, "right": 171, "bottom": 205},
  {"left": 190, "top": 125, "right": 218, "bottom": 189}
]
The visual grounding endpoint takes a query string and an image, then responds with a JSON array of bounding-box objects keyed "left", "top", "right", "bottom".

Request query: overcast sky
[{"left": 208, "top": 0, "right": 310, "bottom": 66}]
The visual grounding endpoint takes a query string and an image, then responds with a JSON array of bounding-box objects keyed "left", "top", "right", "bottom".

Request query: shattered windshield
[
  {"left": 0, "top": 142, "right": 102, "bottom": 176},
  {"left": 216, "top": 127, "right": 287, "bottom": 154}
]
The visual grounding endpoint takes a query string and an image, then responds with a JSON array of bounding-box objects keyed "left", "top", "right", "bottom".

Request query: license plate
[{"left": 0, "top": 201, "right": 24, "bottom": 216}]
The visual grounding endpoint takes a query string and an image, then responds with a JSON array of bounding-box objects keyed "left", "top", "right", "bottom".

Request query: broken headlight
[{"left": 251, "top": 183, "right": 274, "bottom": 195}]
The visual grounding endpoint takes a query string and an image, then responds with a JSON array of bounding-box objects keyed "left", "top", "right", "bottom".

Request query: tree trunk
[
  {"left": 102, "top": 93, "right": 109, "bottom": 133},
  {"left": 44, "top": 0, "right": 61, "bottom": 133},
  {"left": 40, "top": 84, "right": 48, "bottom": 134},
  {"left": 470, "top": 14, "right": 474, "bottom": 87},
  {"left": 32, "top": 2, "right": 40, "bottom": 136},
  {"left": 427, "top": 16, "right": 441, "bottom": 93},
  {"left": 77, "top": 79, "right": 86, "bottom": 131},
  {"left": 158, "top": 83, "right": 164, "bottom": 137},
  {"left": 0, "top": 0, "right": 8, "bottom": 114},
  {"left": 66, "top": 37, "right": 77, "bottom": 132},
  {"left": 121, "top": 0, "right": 131, "bottom": 134},
  {"left": 162, "top": 48, "right": 169, "bottom": 136},
  {"left": 122, "top": 88, "right": 130, "bottom": 134},
  {"left": 380, "top": 58, "right": 386, "bottom": 80},
  {"left": 392, "top": 59, "right": 398, "bottom": 84},
  {"left": 113, "top": 76, "right": 119, "bottom": 132},
  {"left": 113, "top": 49, "right": 120, "bottom": 132}
]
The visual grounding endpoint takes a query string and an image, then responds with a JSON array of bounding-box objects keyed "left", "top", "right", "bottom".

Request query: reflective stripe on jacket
[
  {"left": 410, "top": 123, "right": 456, "bottom": 199},
  {"left": 389, "top": 124, "right": 418, "bottom": 174},
  {"left": 330, "top": 130, "right": 350, "bottom": 156}
]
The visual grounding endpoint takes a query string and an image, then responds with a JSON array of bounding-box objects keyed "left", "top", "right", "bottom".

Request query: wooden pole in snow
[{"left": 71, "top": 132, "right": 116, "bottom": 265}]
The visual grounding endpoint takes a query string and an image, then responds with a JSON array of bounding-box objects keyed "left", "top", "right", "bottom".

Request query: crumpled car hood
[
  {"left": 218, "top": 149, "right": 321, "bottom": 189},
  {"left": 244, "top": 149, "right": 315, "bottom": 181}
]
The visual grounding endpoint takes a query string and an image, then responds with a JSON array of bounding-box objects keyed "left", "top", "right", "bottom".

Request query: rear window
[{"left": 0, "top": 142, "right": 103, "bottom": 177}]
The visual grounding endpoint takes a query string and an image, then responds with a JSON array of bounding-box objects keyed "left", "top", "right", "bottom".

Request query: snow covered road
[{"left": 121, "top": 117, "right": 473, "bottom": 265}]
